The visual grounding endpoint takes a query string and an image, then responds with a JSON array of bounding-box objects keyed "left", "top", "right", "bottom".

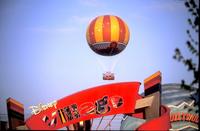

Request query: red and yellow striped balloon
[{"left": 86, "top": 15, "right": 130, "bottom": 56}]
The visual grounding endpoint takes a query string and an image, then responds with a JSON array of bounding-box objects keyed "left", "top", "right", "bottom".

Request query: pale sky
[{"left": 0, "top": 0, "right": 198, "bottom": 119}]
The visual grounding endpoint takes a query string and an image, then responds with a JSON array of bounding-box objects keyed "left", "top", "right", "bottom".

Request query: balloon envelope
[{"left": 86, "top": 15, "right": 130, "bottom": 56}]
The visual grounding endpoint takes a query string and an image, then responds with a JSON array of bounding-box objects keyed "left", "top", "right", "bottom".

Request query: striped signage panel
[{"left": 7, "top": 97, "right": 24, "bottom": 129}]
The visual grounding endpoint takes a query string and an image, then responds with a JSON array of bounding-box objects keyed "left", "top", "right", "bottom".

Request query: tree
[{"left": 173, "top": 0, "right": 199, "bottom": 104}]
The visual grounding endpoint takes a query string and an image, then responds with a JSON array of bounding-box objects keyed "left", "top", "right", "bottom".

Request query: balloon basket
[{"left": 103, "top": 72, "right": 115, "bottom": 80}]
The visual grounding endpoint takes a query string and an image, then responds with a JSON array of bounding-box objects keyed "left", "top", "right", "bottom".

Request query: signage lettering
[
  {"left": 29, "top": 100, "right": 57, "bottom": 115},
  {"left": 41, "top": 96, "right": 123, "bottom": 128},
  {"left": 170, "top": 112, "right": 199, "bottom": 124}
]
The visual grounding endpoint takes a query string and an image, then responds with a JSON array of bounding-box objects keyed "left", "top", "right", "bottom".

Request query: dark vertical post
[
  {"left": 144, "top": 71, "right": 162, "bottom": 119},
  {"left": 6, "top": 97, "right": 24, "bottom": 130},
  {"left": 66, "top": 120, "right": 91, "bottom": 130}
]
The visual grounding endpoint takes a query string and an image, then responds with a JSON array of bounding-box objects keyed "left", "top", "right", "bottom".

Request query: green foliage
[{"left": 173, "top": 0, "right": 199, "bottom": 90}]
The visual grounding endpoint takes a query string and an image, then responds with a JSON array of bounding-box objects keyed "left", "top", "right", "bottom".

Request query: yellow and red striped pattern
[
  {"left": 86, "top": 15, "right": 130, "bottom": 45},
  {"left": 7, "top": 97, "right": 24, "bottom": 114},
  {"left": 144, "top": 71, "right": 161, "bottom": 90}
]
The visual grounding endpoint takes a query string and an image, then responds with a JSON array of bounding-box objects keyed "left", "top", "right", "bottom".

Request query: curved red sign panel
[
  {"left": 136, "top": 105, "right": 171, "bottom": 130},
  {"left": 26, "top": 82, "right": 141, "bottom": 130}
]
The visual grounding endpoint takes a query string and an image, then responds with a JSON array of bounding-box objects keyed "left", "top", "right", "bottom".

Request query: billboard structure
[{"left": 26, "top": 71, "right": 171, "bottom": 130}]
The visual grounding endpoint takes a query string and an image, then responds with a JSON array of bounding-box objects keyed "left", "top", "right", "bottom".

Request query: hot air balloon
[{"left": 86, "top": 15, "right": 130, "bottom": 80}]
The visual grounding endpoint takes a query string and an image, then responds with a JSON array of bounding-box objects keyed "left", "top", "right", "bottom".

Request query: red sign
[
  {"left": 26, "top": 82, "right": 141, "bottom": 130},
  {"left": 170, "top": 112, "right": 199, "bottom": 124},
  {"left": 136, "top": 105, "right": 171, "bottom": 130}
]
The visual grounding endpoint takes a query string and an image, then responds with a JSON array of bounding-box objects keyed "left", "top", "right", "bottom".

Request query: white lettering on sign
[{"left": 29, "top": 101, "right": 57, "bottom": 115}]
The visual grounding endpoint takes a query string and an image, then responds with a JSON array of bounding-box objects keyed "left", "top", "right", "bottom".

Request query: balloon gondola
[{"left": 103, "top": 71, "right": 115, "bottom": 80}]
